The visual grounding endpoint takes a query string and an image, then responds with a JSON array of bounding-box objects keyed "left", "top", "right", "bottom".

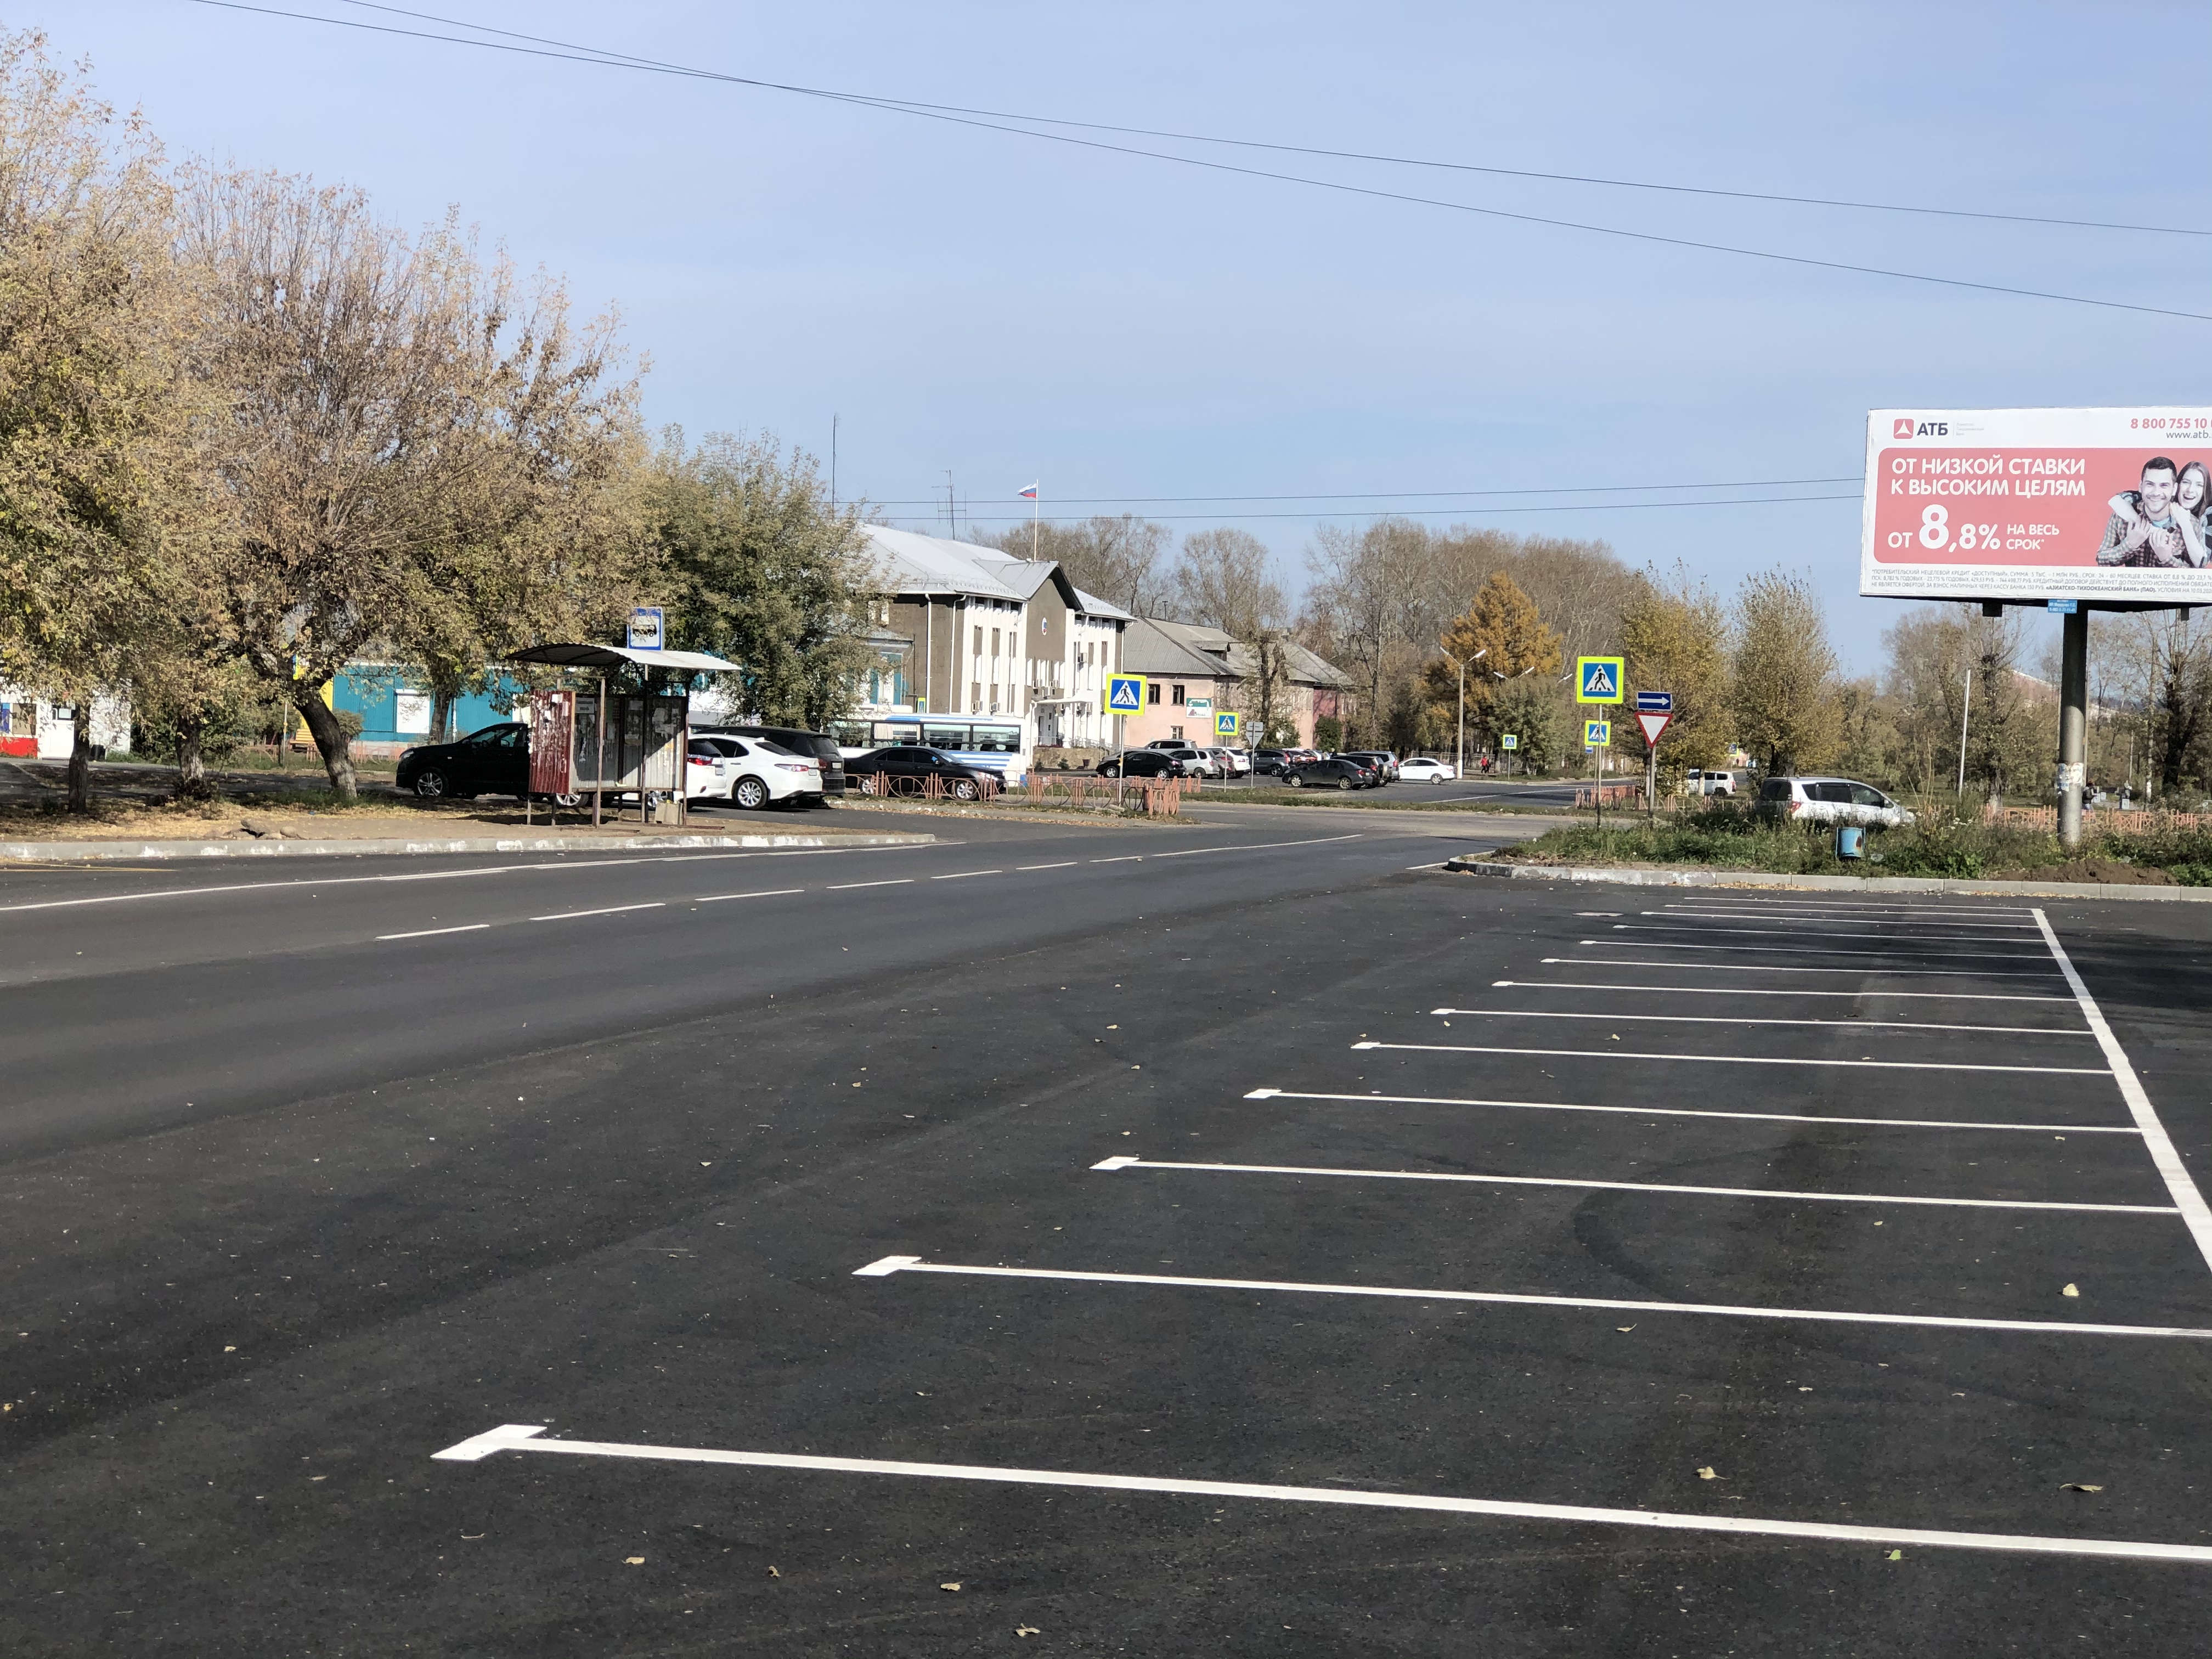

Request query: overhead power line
[
  {"left": 324, "top": 2, "right": 2204, "bottom": 239},
  {"left": 865, "top": 475, "right": 1860, "bottom": 507},
  {"left": 192, "top": 1, "right": 2212, "bottom": 324},
  {"left": 914, "top": 492, "right": 1862, "bottom": 525}
]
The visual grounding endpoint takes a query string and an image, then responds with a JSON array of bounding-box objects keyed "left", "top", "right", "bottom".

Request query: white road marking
[
  {"left": 375, "top": 923, "right": 493, "bottom": 940},
  {"left": 1091, "top": 1153, "right": 2171, "bottom": 1214},
  {"left": 1091, "top": 856, "right": 1146, "bottom": 864},
  {"left": 1659, "top": 905, "right": 2037, "bottom": 922},
  {"left": 1649, "top": 909, "right": 2036, "bottom": 929},
  {"left": 1582, "top": 939, "right": 2051, "bottom": 964},
  {"left": 1151, "top": 833, "right": 1364, "bottom": 856},
  {"left": 851, "top": 1255, "right": 2212, "bottom": 1340},
  {"left": 930, "top": 870, "right": 1005, "bottom": 880},
  {"left": 1240, "top": 1086, "right": 2137, "bottom": 1135},
  {"left": 1544, "top": 957, "right": 2059, "bottom": 980},
  {"left": 827, "top": 879, "right": 914, "bottom": 890},
  {"left": 2035, "top": 908, "right": 2212, "bottom": 1275},
  {"left": 1015, "top": 862, "right": 1080, "bottom": 871},
  {"left": 429, "top": 1423, "right": 2212, "bottom": 1564},
  {"left": 1427, "top": 1007, "right": 2090, "bottom": 1036},
  {"left": 1493, "top": 979, "right": 2073, "bottom": 1004},
  {"left": 0, "top": 844, "right": 930, "bottom": 913},
  {"left": 695, "top": 888, "right": 805, "bottom": 902},
  {"left": 531, "top": 902, "right": 667, "bottom": 921},
  {"left": 1620, "top": 923, "right": 2044, "bottom": 943},
  {"left": 1355, "top": 1040, "right": 2107, "bottom": 1076}
]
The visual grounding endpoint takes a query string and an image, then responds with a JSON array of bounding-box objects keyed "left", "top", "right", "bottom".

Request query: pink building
[{"left": 1116, "top": 617, "right": 1352, "bottom": 749}]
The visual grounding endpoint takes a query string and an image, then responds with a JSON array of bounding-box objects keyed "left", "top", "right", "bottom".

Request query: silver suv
[{"left": 1757, "top": 776, "right": 1914, "bottom": 828}]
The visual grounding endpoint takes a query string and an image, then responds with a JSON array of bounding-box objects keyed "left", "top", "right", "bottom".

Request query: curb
[
  {"left": 0, "top": 831, "right": 937, "bottom": 864},
  {"left": 1440, "top": 858, "right": 2212, "bottom": 902}
]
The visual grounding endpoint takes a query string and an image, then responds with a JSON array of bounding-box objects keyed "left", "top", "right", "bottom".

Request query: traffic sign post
[
  {"left": 1584, "top": 719, "right": 1611, "bottom": 828},
  {"left": 1106, "top": 674, "right": 1146, "bottom": 803},
  {"left": 1634, "top": 697, "right": 1674, "bottom": 819}
]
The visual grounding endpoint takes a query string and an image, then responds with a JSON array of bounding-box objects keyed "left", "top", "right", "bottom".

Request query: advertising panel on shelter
[{"left": 1863, "top": 407, "right": 2212, "bottom": 602}]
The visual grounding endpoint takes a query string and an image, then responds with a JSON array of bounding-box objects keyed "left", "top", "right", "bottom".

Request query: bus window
[
  {"left": 830, "top": 720, "right": 871, "bottom": 749},
  {"left": 972, "top": 725, "right": 1020, "bottom": 752},
  {"left": 881, "top": 721, "right": 925, "bottom": 747},
  {"left": 925, "top": 725, "right": 971, "bottom": 751}
]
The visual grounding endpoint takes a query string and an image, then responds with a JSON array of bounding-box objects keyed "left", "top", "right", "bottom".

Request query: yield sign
[{"left": 1635, "top": 711, "right": 1674, "bottom": 746}]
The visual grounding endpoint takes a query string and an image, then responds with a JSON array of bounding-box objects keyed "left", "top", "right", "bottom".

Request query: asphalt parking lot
[{"left": 7, "top": 825, "right": 2212, "bottom": 1655}]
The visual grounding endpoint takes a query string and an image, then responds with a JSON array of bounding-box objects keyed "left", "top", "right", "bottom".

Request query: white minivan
[{"left": 1756, "top": 776, "right": 1914, "bottom": 828}]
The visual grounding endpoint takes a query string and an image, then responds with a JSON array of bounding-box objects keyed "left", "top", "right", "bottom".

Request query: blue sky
[{"left": 46, "top": 1, "right": 2212, "bottom": 670}]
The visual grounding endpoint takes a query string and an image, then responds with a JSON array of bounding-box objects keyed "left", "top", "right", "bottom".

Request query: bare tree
[{"left": 974, "top": 515, "right": 1169, "bottom": 615}]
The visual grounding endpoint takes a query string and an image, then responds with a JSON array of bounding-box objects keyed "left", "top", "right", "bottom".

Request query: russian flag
[{"left": 1018, "top": 483, "right": 1038, "bottom": 499}]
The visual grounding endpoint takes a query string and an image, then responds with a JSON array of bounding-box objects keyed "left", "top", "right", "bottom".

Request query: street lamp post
[{"left": 1438, "top": 648, "right": 1486, "bottom": 780}]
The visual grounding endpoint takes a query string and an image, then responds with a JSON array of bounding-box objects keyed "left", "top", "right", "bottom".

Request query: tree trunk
[
  {"left": 296, "top": 690, "right": 358, "bottom": 799},
  {"left": 67, "top": 703, "right": 93, "bottom": 814},
  {"left": 176, "top": 716, "right": 213, "bottom": 802}
]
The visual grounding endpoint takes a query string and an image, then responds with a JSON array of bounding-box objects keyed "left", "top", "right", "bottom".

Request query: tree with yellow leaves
[
  {"left": 1424, "top": 572, "right": 1563, "bottom": 739},
  {"left": 1622, "top": 564, "right": 1730, "bottom": 776}
]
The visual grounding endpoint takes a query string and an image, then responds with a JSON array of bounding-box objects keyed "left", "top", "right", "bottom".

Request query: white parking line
[
  {"left": 1427, "top": 1007, "right": 2090, "bottom": 1036},
  {"left": 1240, "top": 1086, "right": 2138, "bottom": 1135},
  {"left": 1495, "top": 979, "right": 2073, "bottom": 1003},
  {"left": 1582, "top": 939, "right": 2052, "bottom": 963},
  {"left": 1619, "top": 923, "right": 2046, "bottom": 944},
  {"left": 930, "top": 870, "right": 1005, "bottom": 880},
  {"left": 531, "top": 901, "right": 667, "bottom": 921},
  {"left": 827, "top": 879, "right": 914, "bottom": 890},
  {"left": 430, "top": 1423, "right": 2212, "bottom": 1565},
  {"left": 1089, "top": 1154, "right": 2173, "bottom": 1214},
  {"left": 1659, "top": 901, "right": 2037, "bottom": 917},
  {"left": 2036, "top": 909, "right": 2212, "bottom": 1274},
  {"left": 851, "top": 1255, "right": 2212, "bottom": 1339},
  {"left": 1544, "top": 957, "right": 2060, "bottom": 979},
  {"left": 375, "top": 923, "right": 492, "bottom": 940},
  {"left": 1354, "top": 1040, "right": 2108, "bottom": 1075},
  {"left": 1649, "top": 909, "right": 2037, "bottom": 929},
  {"left": 695, "top": 888, "right": 804, "bottom": 902},
  {"left": 1015, "top": 862, "right": 1080, "bottom": 871}
]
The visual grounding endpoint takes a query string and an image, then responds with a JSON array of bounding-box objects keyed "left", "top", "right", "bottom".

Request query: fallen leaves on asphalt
[{"left": 1696, "top": 1467, "right": 1717, "bottom": 1481}]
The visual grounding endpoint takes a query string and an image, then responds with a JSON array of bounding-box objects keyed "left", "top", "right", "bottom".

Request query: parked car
[
  {"left": 687, "top": 735, "right": 823, "bottom": 809},
  {"left": 398, "top": 722, "right": 529, "bottom": 799},
  {"left": 695, "top": 724, "right": 847, "bottom": 797},
  {"left": 1098, "top": 748, "right": 1186, "bottom": 780},
  {"left": 1340, "top": 749, "right": 1400, "bottom": 781},
  {"left": 1287, "top": 756, "right": 1381, "bottom": 790},
  {"left": 1398, "top": 757, "right": 1457, "bottom": 783},
  {"left": 1141, "top": 744, "right": 1211, "bottom": 775},
  {"left": 1688, "top": 768, "right": 1738, "bottom": 797},
  {"left": 1205, "top": 746, "right": 1251, "bottom": 777},
  {"left": 845, "top": 746, "right": 994, "bottom": 801},
  {"left": 1756, "top": 776, "right": 1915, "bottom": 828},
  {"left": 1251, "top": 748, "right": 1298, "bottom": 778}
]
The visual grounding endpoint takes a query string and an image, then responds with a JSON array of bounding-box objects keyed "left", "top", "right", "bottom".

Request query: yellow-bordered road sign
[
  {"left": 1107, "top": 674, "right": 1145, "bottom": 714},
  {"left": 1584, "top": 718, "right": 1611, "bottom": 748},
  {"left": 1215, "top": 711, "right": 1239, "bottom": 738},
  {"left": 1576, "top": 657, "right": 1624, "bottom": 703}
]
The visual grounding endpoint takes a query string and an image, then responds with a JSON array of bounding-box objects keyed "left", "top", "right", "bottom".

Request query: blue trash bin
[{"left": 1836, "top": 825, "right": 1865, "bottom": 860}]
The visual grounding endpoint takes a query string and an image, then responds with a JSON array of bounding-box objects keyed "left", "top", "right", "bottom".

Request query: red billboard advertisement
[
  {"left": 526, "top": 690, "right": 574, "bottom": 795},
  {"left": 1861, "top": 407, "right": 2212, "bottom": 601}
]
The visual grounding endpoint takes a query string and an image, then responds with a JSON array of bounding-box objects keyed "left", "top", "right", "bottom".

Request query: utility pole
[
  {"left": 2057, "top": 607, "right": 2089, "bottom": 849},
  {"left": 830, "top": 414, "right": 838, "bottom": 512},
  {"left": 1438, "top": 647, "right": 1484, "bottom": 781}
]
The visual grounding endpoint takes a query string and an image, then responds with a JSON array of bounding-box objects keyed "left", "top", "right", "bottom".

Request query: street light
[{"left": 1438, "top": 647, "right": 1485, "bottom": 781}]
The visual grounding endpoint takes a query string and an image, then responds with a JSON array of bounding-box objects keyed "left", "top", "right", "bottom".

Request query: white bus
[{"left": 830, "top": 714, "right": 1029, "bottom": 780}]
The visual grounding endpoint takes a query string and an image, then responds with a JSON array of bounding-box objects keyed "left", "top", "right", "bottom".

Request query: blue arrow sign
[
  {"left": 1107, "top": 674, "right": 1146, "bottom": 714},
  {"left": 1635, "top": 690, "right": 1673, "bottom": 713}
]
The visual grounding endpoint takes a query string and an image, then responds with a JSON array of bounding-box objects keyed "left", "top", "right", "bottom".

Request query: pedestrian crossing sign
[
  {"left": 1576, "top": 656, "right": 1624, "bottom": 704},
  {"left": 1107, "top": 674, "right": 1146, "bottom": 714},
  {"left": 1584, "top": 719, "right": 1611, "bottom": 748},
  {"left": 1215, "top": 711, "right": 1239, "bottom": 738}
]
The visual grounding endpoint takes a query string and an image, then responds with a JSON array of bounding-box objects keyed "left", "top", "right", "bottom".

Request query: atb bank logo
[{"left": 1893, "top": 416, "right": 1949, "bottom": 439}]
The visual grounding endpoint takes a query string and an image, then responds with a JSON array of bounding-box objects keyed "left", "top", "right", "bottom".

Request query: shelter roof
[{"left": 510, "top": 644, "right": 740, "bottom": 673}]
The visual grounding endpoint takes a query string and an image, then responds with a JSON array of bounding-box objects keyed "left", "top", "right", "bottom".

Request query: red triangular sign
[{"left": 1635, "top": 711, "right": 1673, "bottom": 745}]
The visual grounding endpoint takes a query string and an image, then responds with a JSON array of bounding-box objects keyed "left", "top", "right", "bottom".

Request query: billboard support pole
[{"left": 2058, "top": 608, "right": 2089, "bottom": 850}]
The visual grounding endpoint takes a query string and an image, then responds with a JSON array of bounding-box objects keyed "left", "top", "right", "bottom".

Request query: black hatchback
[
  {"left": 1287, "top": 756, "right": 1380, "bottom": 790},
  {"left": 1097, "top": 748, "right": 1182, "bottom": 779},
  {"left": 397, "top": 723, "right": 529, "bottom": 799},
  {"left": 845, "top": 746, "right": 995, "bottom": 800}
]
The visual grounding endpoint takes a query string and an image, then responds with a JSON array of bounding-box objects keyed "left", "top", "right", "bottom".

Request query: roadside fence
[
  {"left": 1025, "top": 772, "right": 1198, "bottom": 815},
  {"left": 1982, "top": 802, "right": 2212, "bottom": 833},
  {"left": 851, "top": 772, "right": 1002, "bottom": 803},
  {"left": 1575, "top": 783, "right": 1643, "bottom": 809}
]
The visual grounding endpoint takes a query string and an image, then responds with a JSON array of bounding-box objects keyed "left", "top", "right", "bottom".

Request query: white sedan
[
  {"left": 1397, "top": 757, "right": 1458, "bottom": 783},
  {"left": 687, "top": 736, "right": 823, "bottom": 809}
]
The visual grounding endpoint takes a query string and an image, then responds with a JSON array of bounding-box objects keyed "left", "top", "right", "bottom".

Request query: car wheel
[
  {"left": 1286, "top": 773, "right": 1304, "bottom": 788},
  {"left": 732, "top": 775, "right": 770, "bottom": 810},
  {"left": 411, "top": 768, "right": 449, "bottom": 799},
  {"left": 951, "top": 778, "right": 980, "bottom": 802},
  {"left": 553, "top": 793, "right": 583, "bottom": 808}
]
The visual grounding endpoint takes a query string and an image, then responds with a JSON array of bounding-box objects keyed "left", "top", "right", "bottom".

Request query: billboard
[{"left": 1862, "top": 407, "right": 2212, "bottom": 602}]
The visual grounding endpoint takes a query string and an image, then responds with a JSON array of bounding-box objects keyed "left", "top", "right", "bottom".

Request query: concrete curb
[
  {"left": 0, "top": 831, "right": 936, "bottom": 864},
  {"left": 1441, "top": 857, "right": 2212, "bottom": 902}
]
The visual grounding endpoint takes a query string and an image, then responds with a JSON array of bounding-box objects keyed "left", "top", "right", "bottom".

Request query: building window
[
  {"left": 1171, "top": 683, "right": 1186, "bottom": 706},
  {"left": 1170, "top": 724, "right": 1183, "bottom": 740},
  {"left": 973, "top": 625, "right": 983, "bottom": 654},
  {"left": 1147, "top": 683, "right": 1161, "bottom": 705},
  {"left": 973, "top": 680, "right": 982, "bottom": 708},
  {"left": 991, "top": 628, "right": 1001, "bottom": 658}
]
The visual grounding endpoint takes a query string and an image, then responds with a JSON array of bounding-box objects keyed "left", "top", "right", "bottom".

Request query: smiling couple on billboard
[{"left": 2094, "top": 454, "right": 2211, "bottom": 568}]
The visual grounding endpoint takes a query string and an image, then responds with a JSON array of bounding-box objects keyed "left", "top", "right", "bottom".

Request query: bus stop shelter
[{"left": 509, "top": 642, "right": 740, "bottom": 827}]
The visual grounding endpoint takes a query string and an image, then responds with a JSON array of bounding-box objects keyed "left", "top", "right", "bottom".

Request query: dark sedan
[
  {"left": 1097, "top": 748, "right": 1184, "bottom": 780},
  {"left": 845, "top": 746, "right": 995, "bottom": 801},
  {"left": 1250, "top": 748, "right": 1297, "bottom": 778},
  {"left": 1286, "top": 756, "right": 1381, "bottom": 790},
  {"left": 397, "top": 723, "right": 529, "bottom": 799}
]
